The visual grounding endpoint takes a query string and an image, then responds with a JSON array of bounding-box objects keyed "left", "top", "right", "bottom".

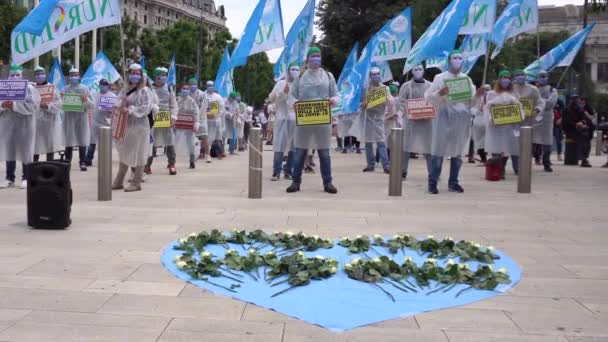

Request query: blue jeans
[
  {"left": 292, "top": 148, "right": 332, "bottom": 185},
  {"left": 6, "top": 161, "right": 26, "bottom": 182},
  {"left": 228, "top": 138, "right": 236, "bottom": 154},
  {"left": 429, "top": 156, "right": 462, "bottom": 187},
  {"left": 402, "top": 152, "right": 432, "bottom": 177},
  {"left": 273, "top": 151, "right": 295, "bottom": 176},
  {"left": 365, "top": 142, "right": 390, "bottom": 169}
]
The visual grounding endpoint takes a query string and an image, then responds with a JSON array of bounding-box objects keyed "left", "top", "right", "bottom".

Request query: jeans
[
  {"left": 65, "top": 146, "right": 87, "bottom": 164},
  {"left": 6, "top": 161, "right": 27, "bottom": 182},
  {"left": 402, "top": 152, "right": 432, "bottom": 177},
  {"left": 576, "top": 134, "right": 592, "bottom": 162},
  {"left": 228, "top": 138, "right": 236, "bottom": 154},
  {"left": 429, "top": 156, "right": 462, "bottom": 187},
  {"left": 336, "top": 137, "right": 343, "bottom": 149},
  {"left": 86, "top": 144, "right": 96, "bottom": 162},
  {"left": 292, "top": 148, "right": 332, "bottom": 185},
  {"left": 365, "top": 142, "right": 390, "bottom": 169},
  {"left": 273, "top": 151, "right": 295, "bottom": 176},
  {"left": 146, "top": 145, "right": 176, "bottom": 168},
  {"left": 553, "top": 127, "right": 563, "bottom": 155},
  {"left": 33, "top": 153, "right": 54, "bottom": 162}
]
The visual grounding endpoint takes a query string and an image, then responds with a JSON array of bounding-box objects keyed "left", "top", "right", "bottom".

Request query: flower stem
[
  {"left": 455, "top": 286, "right": 473, "bottom": 298},
  {"left": 426, "top": 284, "right": 449, "bottom": 296},
  {"left": 204, "top": 279, "right": 237, "bottom": 293},
  {"left": 220, "top": 273, "right": 244, "bottom": 284},
  {"left": 370, "top": 246, "right": 384, "bottom": 257},
  {"left": 219, "top": 267, "right": 244, "bottom": 278},
  {"left": 442, "top": 283, "right": 458, "bottom": 293},
  {"left": 271, "top": 285, "right": 298, "bottom": 298},
  {"left": 270, "top": 278, "right": 290, "bottom": 287},
  {"left": 384, "top": 279, "right": 410, "bottom": 293},
  {"left": 371, "top": 283, "right": 395, "bottom": 302}
]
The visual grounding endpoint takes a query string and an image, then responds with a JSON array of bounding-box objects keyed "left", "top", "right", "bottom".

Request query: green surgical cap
[
  {"left": 188, "top": 77, "right": 197, "bottom": 84},
  {"left": 10, "top": 64, "right": 23, "bottom": 72},
  {"left": 389, "top": 85, "right": 398, "bottom": 93},
  {"left": 153, "top": 67, "right": 167, "bottom": 77},
  {"left": 235, "top": 92, "right": 241, "bottom": 98},
  {"left": 307, "top": 46, "right": 321, "bottom": 56},
  {"left": 229, "top": 92, "right": 237, "bottom": 98},
  {"left": 288, "top": 61, "right": 300, "bottom": 68},
  {"left": 34, "top": 66, "right": 45, "bottom": 73},
  {"left": 513, "top": 69, "right": 525, "bottom": 75},
  {"left": 448, "top": 50, "right": 463, "bottom": 59},
  {"left": 498, "top": 70, "right": 512, "bottom": 77}
]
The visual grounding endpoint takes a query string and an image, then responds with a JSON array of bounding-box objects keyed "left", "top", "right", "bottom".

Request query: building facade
[
  {"left": 539, "top": 5, "right": 608, "bottom": 90},
  {"left": 121, "top": 0, "right": 227, "bottom": 37}
]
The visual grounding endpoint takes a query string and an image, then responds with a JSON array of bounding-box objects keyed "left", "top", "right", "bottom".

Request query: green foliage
[
  {"left": 0, "top": 3, "right": 27, "bottom": 65},
  {"left": 233, "top": 53, "right": 275, "bottom": 108}
]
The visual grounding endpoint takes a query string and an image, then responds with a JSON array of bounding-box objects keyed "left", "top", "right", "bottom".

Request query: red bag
[{"left": 485, "top": 158, "right": 502, "bottom": 181}]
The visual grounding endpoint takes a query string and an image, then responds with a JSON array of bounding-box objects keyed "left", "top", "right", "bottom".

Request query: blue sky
[{"left": 216, "top": 0, "right": 585, "bottom": 63}]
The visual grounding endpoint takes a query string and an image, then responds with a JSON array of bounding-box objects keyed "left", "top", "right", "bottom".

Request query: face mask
[
  {"left": 371, "top": 74, "right": 382, "bottom": 83},
  {"left": 157, "top": 76, "right": 167, "bottom": 85},
  {"left": 35, "top": 74, "right": 46, "bottom": 83},
  {"left": 309, "top": 56, "right": 322, "bottom": 67},
  {"left": 70, "top": 76, "right": 80, "bottom": 85},
  {"left": 450, "top": 57, "right": 464, "bottom": 71},
  {"left": 515, "top": 75, "right": 526, "bottom": 84},
  {"left": 190, "top": 84, "right": 198, "bottom": 92},
  {"left": 500, "top": 78, "right": 512, "bottom": 89},
  {"left": 289, "top": 69, "right": 300, "bottom": 79},
  {"left": 207, "top": 87, "right": 215, "bottom": 93},
  {"left": 181, "top": 90, "right": 190, "bottom": 97},
  {"left": 412, "top": 69, "right": 424, "bottom": 80},
  {"left": 577, "top": 102, "right": 585, "bottom": 109},
  {"left": 538, "top": 77, "right": 548, "bottom": 86},
  {"left": 236, "top": 97, "right": 241, "bottom": 103},
  {"left": 9, "top": 74, "right": 22, "bottom": 80},
  {"left": 129, "top": 74, "right": 142, "bottom": 84},
  {"left": 100, "top": 85, "right": 109, "bottom": 93}
]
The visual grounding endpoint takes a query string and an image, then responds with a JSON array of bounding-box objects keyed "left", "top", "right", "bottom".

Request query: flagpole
[
  {"left": 556, "top": 66, "right": 571, "bottom": 89},
  {"left": 536, "top": 26, "right": 541, "bottom": 61},
  {"left": 33, "top": 0, "right": 40, "bottom": 67},
  {"left": 482, "top": 42, "right": 491, "bottom": 85},
  {"left": 92, "top": 29, "right": 98, "bottom": 61},
  {"left": 75, "top": 35, "right": 80, "bottom": 70},
  {"left": 119, "top": 23, "right": 127, "bottom": 80}
]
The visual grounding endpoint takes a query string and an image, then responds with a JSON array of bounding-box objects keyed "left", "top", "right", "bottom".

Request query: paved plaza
[{"left": 0, "top": 148, "right": 607, "bottom": 342}]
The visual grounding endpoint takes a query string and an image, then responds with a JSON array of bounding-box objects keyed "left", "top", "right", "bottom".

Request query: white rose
[
  {"left": 248, "top": 249, "right": 258, "bottom": 255},
  {"left": 325, "top": 238, "right": 333, "bottom": 244},
  {"left": 342, "top": 236, "right": 349, "bottom": 240},
  {"left": 178, "top": 238, "right": 187, "bottom": 244},
  {"left": 200, "top": 251, "right": 211, "bottom": 258},
  {"left": 345, "top": 263, "right": 353, "bottom": 269},
  {"left": 487, "top": 246, "right": 495, "bottom": 252},
  {"left": 373, "top": 234, "right": 382, "bottom": 239},
  {"left": 265, "top": 251, "right": 275, "bottom": 256},
  {"left": 426, "top": 258, "right": 437, "bottom": 264},
  {"left": 459, "top": 263, "right": 469, "bottom": 270},
  {"left": 373, "top": 257, "right": 381, "bottom": 263},
  {"left": 297, "top": 251, "right": 304, "bottom": 257},
  {"left": 315, "top": 255, "right": 324, "bottom": 260},
  {"left": 188, "top": 233, "right": 197, "bottom": 238},
  {"left": 473, "top": 243, "right": 481, "bottom": 248},
  {"left": 176, "top": 261, "right": 187, "bottom": 269},
  {"left": 313, "top": 235, "right": 319, "bottom": 239},
  {"left": 497, "top": 267, "right": 508, "bottom": 274},
  {"left": 405, "top": 256, "right": 413, "bottom": 262},
  {"left": 446, "top": 259, "right": 455, "bottom": 266},
  {"left": 488, "top": 265, "right": 493, "bottom": 271},
  {"left": 355, "top": 235, "right": 362, "bottom": 239},
  {"left": 352, "top": 258, "right": 361, "bottom": 264},
  {"left": 393, "top": 234, "right": 400, "bottom": 239},
  {"left": 226, "top": 249, "right": 237, "bottom": 255},
  {"left": 330, "top": 266, "right": 338, "bottom": 274},
  {"left": 444, "top": 236, "right": 453, "bottom": 241},
  {"left": 285, "top": 231, "right": 294, "bottom": 236},
  {"left": 427, "top": 235, "right": 435, "bottom": 239},
  {"left": 173, "top": 255, "right": 183, "bottom": 262}
]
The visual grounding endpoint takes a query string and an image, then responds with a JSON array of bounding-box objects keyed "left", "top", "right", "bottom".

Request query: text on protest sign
[
  {"left": 207, "top": 102, "right": 220, "bottom": 117},
  {"left": 36, "top": 85, "right": 55, "bottom": 105},
  {"left": 0, "top": 80, "right": 28, "bottom": 101},
  {"left": 519, "top": 98, "right": 534, "bottom": 117},
  {"left": 62, "top": 93, "right": 84, "bottom": 111},
  {"left": 366, "top": 87, "right": 387, "bottom": 109},
  {"left": 491, "top": 104, "right": 523, "bottom": 125},
  {"left": 111, "top": 106, "right": 127, "bottom": 141},
  {"left": 295, "top": 100, "right": 332, "bottom": 126},
  {"left": 97, "top": 95, "right": 118, "bottom": 112},
  {"left": 154, "top": 111, "right": 171, "bottom": 128},
  {"left": 405, "top": 98, "right": 436, "bottom": 120},
  {"left": 175, "top": 114, "right": 195, "bottom": 130},
  {"left": 445, "top": 77, "right": 473, "bottom": 102}
]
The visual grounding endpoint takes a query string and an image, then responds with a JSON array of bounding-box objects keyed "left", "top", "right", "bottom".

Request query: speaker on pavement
[{"left": 27, "top": 161, "right": 72, "bottom": 229}]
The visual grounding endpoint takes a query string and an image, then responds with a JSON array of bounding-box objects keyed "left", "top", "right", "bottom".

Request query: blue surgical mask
[
  {"left": 190, "top": 84, "right": 198, "bottom": 92},
  {"left": 129, "top": 74, "right": 142, "bottom": 84},
  {"left": 100, "top": 85, "right": 110, "bottom": 93},
  {"left": 500, "top": 78, "right": 512, "bottom": 89},
  {"left": 515, "top": 75, "right": 526, "bottom": 84},
  {"left": 538, "top": 77, "right": 548, "bottom": 86},
  {"left": 9, "top": 74, "right": 22, "bottom": 80},
  {"left": 181, "top": 90, "right": 190, "bottom": 97},
  {"left": 35, "top": 74, "right": 46, "bottom": 83},
  {"left": 309, "top": 56, "right": 322, "bottom": 67},
  {"left": 157, "top": 76, "right": 167, "bottom": 85},
  {"left": 70, "top": 76, "right": 80, "bottom": 85},
  {"left": 371, "top": 75, "right": 382, "bottom": 83},
  {"left": 207, "top": 87, "right": 215, "bottom": 93}
]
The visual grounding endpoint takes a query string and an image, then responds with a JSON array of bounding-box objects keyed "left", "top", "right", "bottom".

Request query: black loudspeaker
[{"left": 27, "top": 161, "right": 72, "bottom": 229}]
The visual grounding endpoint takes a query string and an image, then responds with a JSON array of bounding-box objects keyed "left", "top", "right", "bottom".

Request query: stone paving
[{"left": 0, "top": 147, "right": 607, "bottom": 342}]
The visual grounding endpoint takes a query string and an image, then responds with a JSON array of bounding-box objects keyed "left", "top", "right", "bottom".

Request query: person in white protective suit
[
  {"left": 112, "top": 63, "right": 154, "bottom": 192},
  {"left": 286, "top": 47, "right": 340, "bottom": 194},
  {"left": 533, "top": 70, "right": 559, "bottom": 172},
  {"left": 62, "top": 67, "right": 94, "bottom": 171},
  {"left": 174, "top": 84, "right": 201, "bottom": 169},
  {"left": 512, "top": 68, "right": 544, "bottom": 169},
  {"left": 471, "top": 84, "right": 491, "bottom": 165},
  {"left": 424, "top": 50, "right": 481, "bottom": 194},
  {"left": 33, "top": 66, "right": 63, "bottom": 163},
  {"left": 236, "top": 94, "right": 247, "bottom": 151},
  {"left": 187, "top": 77, "right": 209, "bottom": 162},
  {"left": 360, "top": 67, "right": 391, "bottom": 174},
  {"left": 268, "top": 63, "right": 300, "bottom": 181},
  {"left": 0, "top": 65, "right": 40, "bottom": 189},
  {"left": 483, "top": 70, "right": 526, "bottom": 179},
  {"left": 85, "top": 78, "right": 117, "bottom": 166},
  {"left": 204, "top": 81, "right": 225, "bottom": 160},
  {"left": 224, "top": 92, "right": 240, "bottom": 155},
  {"left": 146, "top": 67, "right": 178, "bottom": 175},
  {"left": 398, "top": 65, "right": 433, "bottom": 181}
]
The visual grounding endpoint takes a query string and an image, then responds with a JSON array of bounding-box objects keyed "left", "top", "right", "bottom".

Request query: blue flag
[
  {"left": 336, "top": 37, "right": 377, "bottom": 115},
  {"left": 167, "top": 55, "right": 177, "bottom": 88},
  {"left": 215, "top": 48, "right": 234, "bottom": 98},
  {"left": 425, "top": 34, "right": 485, "bottom": 75},
  {"left": 81, "top": 51, "right": 121, "bottom": 92},
  {"left": 404, "top": 0, "right": 475, "bottom": 73},
  {"left": 273, "top": 0, "right": 316, "bottom": 80},
  {"left": 373, "top": 7, "right": 412, "bottom": 62},
  {"left": 524, "top": 24, "right": 595, "bottom": 80},
  {"left": 337, "top": 43, "right": 359, "bottom": 88},
  {"left": 231, "top": 0, "right": 285, "bottom": 68},
  {"left": 48, "top": 57, "right": 65, "bottom": 91},
  {"left": 13, "top": 0, "right": 59, "bottom": 36},
  {"left": 491, "top": 0, "right": 538, "bottom": 59},
  {"left": 140, "top": 55, "right": 146, "bottom": 71}
]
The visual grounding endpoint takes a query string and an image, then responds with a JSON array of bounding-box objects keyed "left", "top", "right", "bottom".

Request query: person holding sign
[
  {"left": 62, "top": 68, "right": 94, "bottom": 171},
  {"left": 174, "top": 85, "right": 201, "bottom": 169},
  {"left": 533, "top": 70, "right": 559, "bottom": 172},
  {"left": 424, "top": 50, "right": 479, "bottom": 194},
  {"left": 145, "top": 67, "right": 178, "bottom": 175},
  {"left": 33, "top": 66, "right": 63, "bottom": 163},
  {"left": 286, "top": 46, "right": 340, "bottom": 194},
  {"left": 360, "top": 67, "right": 391, "bottom": 174},
  {"left": 268, "top": 62, "right": 300, "bottom": 181},
  {"left": 112, "top": 63, "right": 154, "bottom": 192},
  {"left": 0, "top": 65, "right": 40, "bottom": 189},
  {"left": 85, "top": 79, "right": 117, "bottom": 166},
  {"left": 224, "top": 92, "right": 240, "bottom": 155},
  {"left": 188, "top": 78, "right": 209, "bottom": 162},
  {"left": 398, "top": 65, "right": 433, "bottom": 181},
  {"left": 204, "top": 81, "right": 225, "bottom": 161},
  {"left": 483, "top": 70, "right": 526, "bottom": 179}
]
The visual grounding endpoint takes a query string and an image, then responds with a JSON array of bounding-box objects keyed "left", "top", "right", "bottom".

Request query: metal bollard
[
  {"left": 596, "top": 131, "right": 603, "bottom": 156},
  {"left": 389, "top": 128, "right": 404, "bottom": 197},
  {"left": 518, "top": 126, "right": 533, "bottom": 194},
  {"left": 98, "top": 127, "right": 112, "bottom": 201},
  {"left": 248, "top": 127, "right": 263, "bottom": 199}
]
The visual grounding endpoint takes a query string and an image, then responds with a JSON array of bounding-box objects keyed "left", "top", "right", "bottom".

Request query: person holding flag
[
  {"left": 425, "top": 50, "right": 480, "bottom": 195},
  {"left": 33, "top": 66, "right": 63, "bottom": 163},
  {"left": 269, "top": 62, "right": 300, "bottom": 181},
  {"left": 0, "top": 65, "right": 40, "bottom": 189},
  {"left": 85, "top": 79, "right": 117, "bottom": 166},
  {"left": 286, "top": 47, "right": 340, "bottom": 194},
  {"left": 398, "top": 65, "right": 433, "bottom": 181},
  {"left": 360, "top": 67, "right": 391, "bottom": 174},
  {"left": 62, "top": 68, "right": 94, "bottom": 171},
  {"left": 533, "top": 70, "right": 558, "bottom": 172},
  {"left": 187, "top": 78, "right": 210, "bottom": 162},
  {"left": 512, "top": 69, "right": 544, "bottom": 127},
  {"left": 146, "top": 67, "right": 178, "bottom": 175}
]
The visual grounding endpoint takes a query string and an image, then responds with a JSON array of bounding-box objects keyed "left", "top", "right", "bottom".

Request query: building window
[
  {"left": 599, "top": 63, "right": 608, "bottom": 83},
  {"left": 123, "top": 9, "right": 127, "bottom": 17},
  {"left": 144, "top": 15, "right": 147, "bottom": 24}
]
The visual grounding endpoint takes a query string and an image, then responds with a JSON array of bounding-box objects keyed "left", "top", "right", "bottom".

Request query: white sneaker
[
  {"left": 0, "top": 180, "right": 15, "bottom": 189},
  {"left": 20, "top": 180, "right": 27, "bottom": 189}
]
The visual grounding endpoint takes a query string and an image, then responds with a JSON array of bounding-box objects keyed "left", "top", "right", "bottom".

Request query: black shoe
[
  {"left": 581, "top": 160, "right": 592, "bottom": 168},
  {"left": 402, "top": 172, "right": 407, "bottom": 180},
  {"left": 79, "top": 163, "right": 87, "bottom": 172},
  {"left": 448, "top": 184, "right": 464, "bottom": 193},
  {"left": 362, "top": 167, "right": 375, "bottom": 172},
  {"left": 189, "top": 162, "right": 195, "bottom": 169},
  {"left": 284, "top": 174, "right": 292, "bottom": 181},
  {"left": 602, "top": 162, "right": 608, "bottom": 168},
  {"left": 342, "top": 149, "right": 348, "bottom": 154},
  {"left": 286, "top": 183, "right": 300, "bottom": 193},
  {"left": 468, "top": 158, "right": 475, "bottom": 164},
  {"left": 383, "top": 168, "right": 391, "bottom": 174},
  {"left": 428, "top": 184, "right": 439, "bottom": 194},
  {"left": 356, "top": 149, "right": 362, "bottom": 154},
  {"left": 84, "top": 160, "right": 93, "bottom": 167},
  {"left": 324, "top": 183, "right": 338, "bottom": 194},
  {"left": 544, "top": 166, "right": 553, "bottom": 172}
]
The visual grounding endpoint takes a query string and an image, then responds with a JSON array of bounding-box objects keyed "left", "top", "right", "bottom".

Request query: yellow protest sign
[
  {"left": 520, "top": 98, "right": 534, "bottom": 117},
  {"left": 295, "top": 100, "right": 331, "bottom": 126},
  {"left": 154, "top": 111, "right": 172, "bottom": 128},
  {"left": 366, "top": 87, "right": 387, "bottom": 109},
  {"left": 491, "top": 104, "right": 523, "bottom": 126},
  {"left": 207, "top": 102, "right": 220, "bottom": 117}
]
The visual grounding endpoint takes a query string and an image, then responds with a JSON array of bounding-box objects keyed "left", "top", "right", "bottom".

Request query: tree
[
  {"left": 0, "top": 3, "right": 27, "bottom": 66},
  {"left": 233, "top": 53, "right": 275, "bottom": 108}
]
